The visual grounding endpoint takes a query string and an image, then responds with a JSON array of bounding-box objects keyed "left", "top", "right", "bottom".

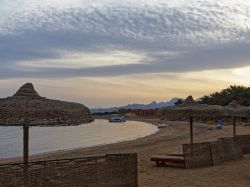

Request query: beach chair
[{"left": 151, "top": 154, "right": 185, "bottom": 168}]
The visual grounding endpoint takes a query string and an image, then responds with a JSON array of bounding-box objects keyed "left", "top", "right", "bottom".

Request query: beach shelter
[
  {"left": 224, "top": 100, "right": 250, "bottom": 137},
  {"left": 160, "top": 96, "right": 226, "bottom": 145},
  {"left": 0, "top": 83, "right": 94, "bottom": 164}
]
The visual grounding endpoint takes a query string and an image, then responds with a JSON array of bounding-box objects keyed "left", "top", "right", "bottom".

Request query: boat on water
[
  {"left": 108, "top": 114, "right": 126, "bottom": 122},
  {"left": 157, "top": 124, "right": 167, "bottom": 128}
]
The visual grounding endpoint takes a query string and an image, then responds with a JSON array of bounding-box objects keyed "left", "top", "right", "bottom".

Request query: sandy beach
[{"left": 1, "top": 118, "right": 250, "bottom": 187}]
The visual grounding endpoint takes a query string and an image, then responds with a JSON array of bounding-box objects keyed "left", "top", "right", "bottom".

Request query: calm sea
[{"left": 0, "top": 119, "right": 158, "bottom": 159}]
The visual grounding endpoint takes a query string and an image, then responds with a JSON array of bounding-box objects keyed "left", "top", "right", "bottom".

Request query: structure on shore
[
  {"left": 0, "top": 83, "right": 93, "bottom": 126},
  {"left": 0, "top": 83, "right": 94, "bottom": 164}
]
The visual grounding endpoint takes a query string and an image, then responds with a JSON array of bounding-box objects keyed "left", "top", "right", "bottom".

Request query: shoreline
[
  {"left": 0, "top": 118, "right": 205, "bottom": 164},
  {"left": 0, "top": 118, "right": 161, "bottom": 163}
]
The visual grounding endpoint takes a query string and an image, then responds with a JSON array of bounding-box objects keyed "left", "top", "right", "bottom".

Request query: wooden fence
[
  {"left": 235, "top": 135, "right": 250, "bottom": 154},
  {"left": 183, "top": 142, "right": 212, "bottom": 169},
  {"left": 183, "top": 137, "right": 244, "bottom": 168},
  {"left": 0, "top": 154, "right": 138, "bottom": 187}
]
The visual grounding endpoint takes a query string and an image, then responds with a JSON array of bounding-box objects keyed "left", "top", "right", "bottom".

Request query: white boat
[
  {"left": 157, "top": 124, "right": 167, "bottom": 128},
  {"left": 108, "top": 114, "right": 126, "bottom": 122}
]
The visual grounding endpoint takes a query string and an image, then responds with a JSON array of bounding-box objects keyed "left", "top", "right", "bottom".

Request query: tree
[{"left": 199, "top": 85, "right": 250, "bottom": 106}]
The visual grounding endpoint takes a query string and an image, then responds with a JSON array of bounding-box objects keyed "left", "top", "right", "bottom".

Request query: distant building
[{"left": 118, "top": 109, "right": 159, "bottom": 118}]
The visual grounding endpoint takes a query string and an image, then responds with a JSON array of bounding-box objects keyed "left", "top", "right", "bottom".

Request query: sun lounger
[{"left": 151, "top": 154, "right": 185, "bottom": 168}]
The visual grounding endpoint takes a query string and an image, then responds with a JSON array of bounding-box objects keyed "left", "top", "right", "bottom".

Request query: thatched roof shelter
[
  {"left": 224, "top": 100, "right": 249, "bottom": 118},
  {"left": 0, "top": 83, "right": 94, "bottom": 164},
  {"left": 159, "top": 96, "right": 230, "bottom": 146},
  {"left": 160, "top": 96, "right": 250, "bottom": 140},
  {"left": 159, "top": 96, "right": 226, "bottom": 121},
  {"left": 0, "top": 83, "right": 93, "bottom": 126},
  {"left": 223, "top": 100, "right": 250, "bottom": 136}
]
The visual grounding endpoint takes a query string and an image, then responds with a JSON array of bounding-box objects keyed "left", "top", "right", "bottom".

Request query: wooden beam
[
  {"left": 233, "top": 116, "right": 236, "bottom": 137},
  {"left": 190, "top": 117, "right": 193, "bottom": 145},
  {"left": 23, "top": 126, "right": 29, "bottom": 164}
]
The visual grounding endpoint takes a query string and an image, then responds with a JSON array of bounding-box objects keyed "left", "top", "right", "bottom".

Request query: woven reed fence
[
  {"left": 183, "top": 137, "right": 243, "bottom": 168},
  {"left": 235, "top": 135, "right": 250, "bottom": 154},
  {"left": 210, "top": 139, "right": 225, "bottom": 165},
  {"left": 0, "top": 153, "right": 138, "bottom": 187},
  {"left": 183, "top": 142, "right": 213, "bottom": 169},
  {"left": 219, "top": 138, "right": 243, "bottom": 161}
]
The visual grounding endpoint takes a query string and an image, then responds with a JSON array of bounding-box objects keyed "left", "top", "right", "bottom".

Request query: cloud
[{"left": 0, "top": 0, "right": 250, "bottom": 79}]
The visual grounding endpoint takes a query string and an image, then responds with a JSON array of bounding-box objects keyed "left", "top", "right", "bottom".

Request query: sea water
[{"left": 0, "top": 119, "right": 158, "bottom": 158}]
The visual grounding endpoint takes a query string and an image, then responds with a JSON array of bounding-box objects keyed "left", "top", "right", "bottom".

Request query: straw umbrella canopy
[
  {"left": 224, "top": 100, "right": 250, "bottom": 137},
  {"left": 0, "top": 83, "right": 94, "bottom": 163},
  {"left": 225, "top": 100, "right": 249, "bottom": 117},
  {"left": 160, "top": 96, "right": 226, "bottom": 121},
  {"left": 159, "top": 96, "right": 226, "bottom": 145}
]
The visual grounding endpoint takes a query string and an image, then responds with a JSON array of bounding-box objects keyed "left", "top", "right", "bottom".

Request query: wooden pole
[
  {"left": 23, "top": 126, "right": 29, "bottom": 164},
  {"left": 23, "top": 126, "right": 29, "bottom": 186},
  {"left": 233, "top": 116, "right": 236, "bottom": 137},
  {"left": 190, "top": 117, "right": 193, "bottom": 145}
]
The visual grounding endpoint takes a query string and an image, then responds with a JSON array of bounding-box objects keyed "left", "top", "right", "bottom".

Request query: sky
[{"left": 0, "top": 0, "right": 250, "bottom": 108}]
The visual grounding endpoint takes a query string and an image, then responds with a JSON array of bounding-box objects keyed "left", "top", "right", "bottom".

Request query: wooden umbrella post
[
  {"left": 190, "top": 117, "right": 194, "bottom": 155},
  {"left": 233, "top": 116, "right": 236, "bottom": 138},
  {"left": 23, "top": 125, "right": 29, "bottom": 185},
  {"left": 190, "top": 117, "right": 193, "bottom": 145},
  {"left": 23, "top": 126, "right": 29, "bottom": 164}
]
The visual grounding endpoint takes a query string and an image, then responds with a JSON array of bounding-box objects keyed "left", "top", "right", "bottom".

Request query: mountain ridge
[{"left": 91, "top": 98, "right": 179, "bottom": 113}]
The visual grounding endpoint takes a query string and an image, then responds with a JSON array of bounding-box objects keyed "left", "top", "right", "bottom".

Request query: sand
[{"left": 1, "top": 118, "right": 250, "bottom": 187}]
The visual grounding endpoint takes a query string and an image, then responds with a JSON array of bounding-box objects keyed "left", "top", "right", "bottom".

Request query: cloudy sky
[{"left": 0, "top": 0, "right": 250, "bottom": 108}]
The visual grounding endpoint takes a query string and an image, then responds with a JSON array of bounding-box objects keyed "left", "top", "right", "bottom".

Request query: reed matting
[
  {"left": 0, "top": 153, "right": 138, "bottom": 187},
  {"left": 235, "top": 135, "right": 250, "bottom": 154},
  {"left": 183, "top": 142, "right": 213, "bottom": 169}
]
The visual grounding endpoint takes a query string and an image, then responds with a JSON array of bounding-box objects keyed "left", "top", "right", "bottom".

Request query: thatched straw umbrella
[
  {"left": 0, "top": 83, "right": 94, "bottom": 164},
  {"left": 159, "top": 96, "right": 226, "bottom": 146},
  {"left": 224, "top": 100, "right": 249, "bottom": 137},
  {"left": 160, "top": 96, "right": 225, "bottom": 120}
]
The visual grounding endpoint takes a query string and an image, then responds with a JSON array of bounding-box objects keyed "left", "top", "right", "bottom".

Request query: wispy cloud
[{"left": 0, "top": 0, "right": 250, "bottom": 79}]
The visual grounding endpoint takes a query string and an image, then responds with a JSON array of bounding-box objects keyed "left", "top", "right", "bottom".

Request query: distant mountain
[{"left": 91, "top": 98, "right": 179, "bottom": 113}]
